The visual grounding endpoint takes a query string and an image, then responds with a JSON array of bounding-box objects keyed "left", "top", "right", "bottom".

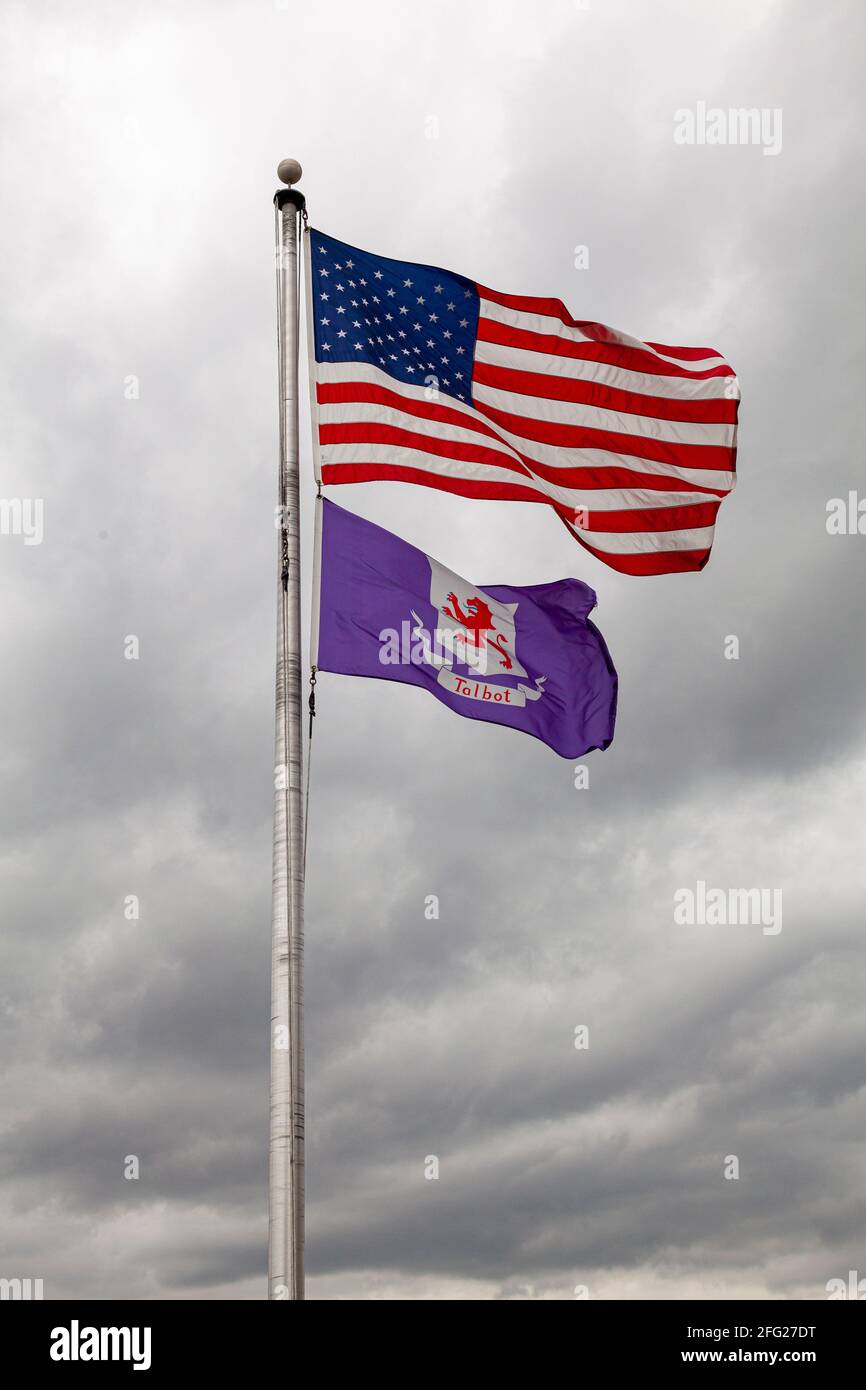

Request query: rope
[
  {"left": 300, "top": 216, "right": 316, "bottom": 877},
  {"left": 303, "top": 669, "right": 316, "bottom": 873}
]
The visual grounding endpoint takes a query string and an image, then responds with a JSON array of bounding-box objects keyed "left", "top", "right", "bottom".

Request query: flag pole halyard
[{"left": 269, "top": 157, "right": 306, "bottom": 1301}]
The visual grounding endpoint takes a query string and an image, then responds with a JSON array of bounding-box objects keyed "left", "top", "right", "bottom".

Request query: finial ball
[{"left": 277, "top": 158, "right": 303, "bottom": 186}]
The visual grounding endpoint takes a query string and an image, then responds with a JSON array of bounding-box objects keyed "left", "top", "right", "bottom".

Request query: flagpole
[{"left": 269, "top": 157, "right": 306, "bottom": 1300}]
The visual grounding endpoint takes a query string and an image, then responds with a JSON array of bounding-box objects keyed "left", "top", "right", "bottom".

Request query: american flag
[{"left": 306, "top": 229, "right": 738, "bottom": 576}]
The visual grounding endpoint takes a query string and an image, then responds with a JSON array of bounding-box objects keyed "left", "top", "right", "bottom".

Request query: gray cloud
[{"left": 1, "top": 0, "right": 864, "bottom": 1300}]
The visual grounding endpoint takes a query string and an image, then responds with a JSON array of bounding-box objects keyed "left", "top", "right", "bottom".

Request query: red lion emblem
[{"left": 441, "top": 592, "right": 513, "bottom": 671}]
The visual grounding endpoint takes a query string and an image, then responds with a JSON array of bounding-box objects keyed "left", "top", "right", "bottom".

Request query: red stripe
[
  {"left": 477, "top": 316, "right": 734, "bottom": 380},
  {"left": 318, "top": 389, "right": 732, "bottom": 496},
  {"left": 541, "top": 465, "right": 729, "bottom": 497},
  {"left": 479, "top": 285, "right": 608, "bottom": 334},
  {"left": 318, "top": 382, "right": 734, "bottom": 493},
  {"left": 322, "top": 463, "right": 714, "bottom": 573},
  {"left": 645, "top": 342, "right": 727, "bottom": 361},
  {"left": 319, "top": 417, "right": 732, "bottom": 498},
  {"left": 321, "top": 462, "right": 548, "bottom": 507},
  {"left": 579, "top": 500, "right": 720, "bottom": 534},
  {"left": 474, "top": 398, "right": 734, "bottom": 471},
  {"left": 321, "top": 459, "right": 717, "bottom": 533},
  {"left": 478, "top": 288, "right": 731, "bottom": 370},
  {"left": 319, "top": 421, "right": 533, "bottom": 479},
  {"left": 473, "top": 360, "right": 738, "bottom": 424},
  {"left": 318, "top": 379, "right": 498, "bottom": 443},
  {"left": 577, "top": 540, "right": 712, "bottom": 575},
  {"left": 564, "top": 520, "right": 712, "bottom": 575}
]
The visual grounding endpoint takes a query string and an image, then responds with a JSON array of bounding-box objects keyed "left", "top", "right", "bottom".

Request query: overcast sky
[{"left": 1, "top": 0, "right": 865, "bottom": 1301}]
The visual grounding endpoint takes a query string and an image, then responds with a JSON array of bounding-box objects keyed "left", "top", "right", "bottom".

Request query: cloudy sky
[{"left": 1, "top": 0, "right": 864, "bottom": 1301}]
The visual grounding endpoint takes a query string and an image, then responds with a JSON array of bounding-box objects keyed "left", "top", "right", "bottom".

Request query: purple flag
[{"left": 313, "top": 499, "right": 618, "bottom": 758}]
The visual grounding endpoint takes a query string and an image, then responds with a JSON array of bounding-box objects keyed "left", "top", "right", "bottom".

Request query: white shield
[{"left": 427, "top": 557, "right": 527, "bottom": 679}]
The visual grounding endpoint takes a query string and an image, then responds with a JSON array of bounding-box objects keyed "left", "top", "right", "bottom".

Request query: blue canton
[{"left": 309, "top": 229, "right": 479, "bottom": 405}]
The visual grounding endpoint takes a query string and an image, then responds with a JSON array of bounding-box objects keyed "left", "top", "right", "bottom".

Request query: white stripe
[
  {"left": 472, "top": 380, "right": 733, "bottom": 448},
  {"left": 322, "top": 428, "right": 713, "bottom": 513},
  {"left": 316, "top": 358, "right": 478, "bottom": 412},
  {"left": 475, "top": 336, "right": 738, "bottom": 401},
  {"left": 318, "top": 397, "right": 735, "bottom": 496},
  {"left": 479, "top": 299, "right": 731, "bottom": 372},
  {"left": 322, "top": 440, "right": 569, "bottom": 505},
  {"left": 325, "top": 444, "right": 714, "bottom": 554},
  {"left": 317, "top": 379, "right": 735, "bottom": 497},
  {"left": 322, "top": 444, "right": 719, "bottom": 549},
  {"left": 320, "top": 410, "right": 717, "bottom": 511},
  {"left": 472, "top": 404, "right": 733, "bottom": 492},
  {"left": 319, "top": 398, "right": 522, "bottom": 466},
  {"left": 571, "top": 523, "right": 716, "bottom": 556}
]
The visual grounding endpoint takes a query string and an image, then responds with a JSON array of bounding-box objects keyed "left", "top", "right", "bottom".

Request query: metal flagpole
[{"left": 269, "top": 157, "right": 306, "bottom": 1300}]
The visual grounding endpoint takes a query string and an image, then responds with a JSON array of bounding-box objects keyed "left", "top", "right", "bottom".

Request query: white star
[
  {"left": 336, "top": 305, "right": 345, "bottom": 314},
  {"left": 387, "top": 288, "right": 396, "bottom": 297},
  {"left": 459, "top": 318, "right": 468, "bottom": 328},
  {"left": 335, "top": 283, "right": 344, "bottom": 292},
  {"left": 434, "top": 284, "right": 443, "bottom": 293},
  {"left": 374, "top": 269, "right": 383, "bottom": 279},
  {"left": 403, "top": 278, "right": 413, "bottom": 287},
  {"left": 416, "top": 295, "right": 425, "bottom": 305},
  {"left": 322, "top": 343, "right": 331, "bottom": 351},
  {"left": 337, "top": 329, "right": 347, "bottom": 338},
  {"left": 354, "top": 342, "right": 363, "bottom": 350},
  {"left": 443, "top": 330, "right": 451, "bottom": 339},
  {"left": 447, "top": 302, "right": 455, "bottom": 311},
  {"left": 429, "top": 312, "right": 438, "bottom": 322},
  {"left": 456, "top": 346, "right": 465, "bottom": 354},
  {"left": 318, "top": 268, "right": 329, "bottom": 277},
  {"left": 399, "top": 305, "right": 409, "bottom": 315},
  {"left": 413, "top": 322, "right": 422, "bottom": 331},
  {"left": 345, "top": 258, "right": 354, "bottom": 269},
  {"left": 321, "top": 317, "right": 330, "bottom": 326}
]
